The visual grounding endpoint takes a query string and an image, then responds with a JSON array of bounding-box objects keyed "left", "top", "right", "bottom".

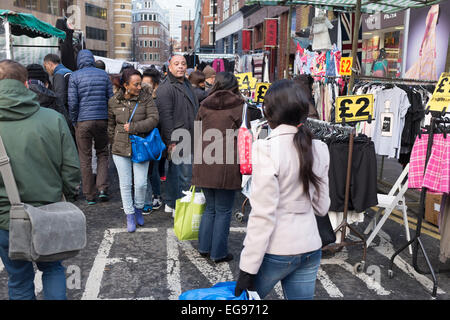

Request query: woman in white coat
[{"left": 235, "top": 79, "right": 331, "bottom": 300}]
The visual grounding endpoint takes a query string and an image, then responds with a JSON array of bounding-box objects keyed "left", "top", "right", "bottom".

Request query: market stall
[
  {"left": 244, "top": 0, "right": 448, "bottom": 299},
  {"left": 0, "top": 10, "right": 66, "bottom": 65}
]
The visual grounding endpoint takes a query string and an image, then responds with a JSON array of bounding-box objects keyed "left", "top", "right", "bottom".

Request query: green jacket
[{"left": 0, "top": 79, "right": 81, "bottom": 230}]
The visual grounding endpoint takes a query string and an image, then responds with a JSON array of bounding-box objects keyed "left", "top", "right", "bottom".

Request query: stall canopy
[
  {"left": 245, "top": 0, "right": 444, "bottom": 13},
  {"left": 0, "top": 10, "right": 66, "bottom": 40}
]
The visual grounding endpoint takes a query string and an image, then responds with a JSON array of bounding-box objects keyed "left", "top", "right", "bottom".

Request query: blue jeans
[
  {"left": 145, "top": 161, "right": 161, "bottom": 206},
  {"left": 254, "top": 249, "right": 322, "bottom": 300},
  {"left": 0, "top": 230, "right": 67, "bottom": 300},
  {"left": 198, "top": 188, "right": 235, "bottom": 260},
  {"left": 112, "top": 154, "right": 149, "bottom": 215},
  {"left": 164, "top": 156, "right": 192, "bottom": 208}
]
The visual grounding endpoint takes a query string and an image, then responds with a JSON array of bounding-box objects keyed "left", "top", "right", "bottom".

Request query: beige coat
[{"left": 239, "top": 124, "right": 331, "bottom": 275}]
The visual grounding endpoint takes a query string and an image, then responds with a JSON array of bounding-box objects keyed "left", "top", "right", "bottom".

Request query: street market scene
[{"left": 0, "top": 0, "right": 450, "bottom": 309}]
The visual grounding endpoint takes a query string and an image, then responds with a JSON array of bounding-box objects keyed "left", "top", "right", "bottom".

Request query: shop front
[{"left": 361, "top": 11, "right": 406, "bottom": 78}]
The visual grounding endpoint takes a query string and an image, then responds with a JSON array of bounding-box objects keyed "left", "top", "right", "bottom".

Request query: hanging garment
[
  {"left": 328, "top": 138, "right": 378, "bottom": 213},
  {"left": 408, "top": 133, "right": 429, "bottom": 189},
  {"left": 252, "top": 54, "right": 265, "bottom": 82},
  {"left": 212, "top": 59, "right": 225, "bottom": 73},
  {"left": 311, "top": 15, "right": 333, "bottom": 51},
  {"left": 328, "top": 211, "right": 365, "bottom": 243},
  {"left": 263, "top": 55, "right": 270, "bottom": 83},
  {"left": 405, "top": 4, "right": 439, "bottom": 81},
  {"left": 372, "top": 87, "right": 411, "bottom": 159},
  {"left": 422, "top": 134, "right": 450, "bottom": 194}
]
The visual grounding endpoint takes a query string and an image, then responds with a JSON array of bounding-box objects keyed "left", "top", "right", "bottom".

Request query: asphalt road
[{"left": 1, "top": 158, "right": 450, "bottom": 300}]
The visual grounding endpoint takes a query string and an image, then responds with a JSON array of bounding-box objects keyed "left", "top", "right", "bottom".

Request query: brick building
[
  {"left": 180, "top": 20, "right": 194, "bottom": 52},
  {"left": 131, "top": 0, "right": 170, "bottom": 66}
]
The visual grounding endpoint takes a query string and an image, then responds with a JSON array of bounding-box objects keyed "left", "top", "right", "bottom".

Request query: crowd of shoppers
[{"left": 0, "top": 51, "right": 330, "bottom": 300}]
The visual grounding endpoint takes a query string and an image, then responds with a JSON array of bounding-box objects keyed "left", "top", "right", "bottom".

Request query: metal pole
[
  {"left": 213, "top": 0, "right": 216, "bottom": 53},
  {"left": 188, "top": 9, "right": 191, "bottom": 50},
  {"left": 284, "top": 5, "right": 293, "bottom": 79},
  {"left": 348, "top": 0, "right": 361, "bottom": 94},
  {"left": 4, "top": 19, "right": 12, "bottom": 60}
]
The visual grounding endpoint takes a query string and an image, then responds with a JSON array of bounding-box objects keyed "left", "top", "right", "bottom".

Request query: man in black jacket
[{"left": 156, "top": 55, "right": 199, "bottom": 215}]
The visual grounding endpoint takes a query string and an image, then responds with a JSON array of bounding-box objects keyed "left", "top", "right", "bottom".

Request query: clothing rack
[
  {"left": 355, "top": 75, "right": 438, "bottom": 85},
  {"left": 306, "top": 118, "right": 367, "bottom": 273},
  {"left": 388, "top": 111, "right": 450, "bottom": 299}
]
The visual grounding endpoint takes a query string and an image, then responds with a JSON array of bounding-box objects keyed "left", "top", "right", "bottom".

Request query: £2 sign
[{"left": 339, "top": 57, "right": 353, "bottom": 76}]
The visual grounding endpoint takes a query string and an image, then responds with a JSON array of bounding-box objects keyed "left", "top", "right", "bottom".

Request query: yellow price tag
[
  {"left": 426, "top": 73, "right": 450, "bottom": 113},
  {"left": 235, "top": 72, "right": 257, "bottom": 90},
  {"left": 335, "top": 94, "right": 374, "bottom": 123},
  {"left": 254, "top": 83, "right": 271, "bottom": 103},
  {"left": 339, "top": 57, "right": 353, "bottom": 76}
]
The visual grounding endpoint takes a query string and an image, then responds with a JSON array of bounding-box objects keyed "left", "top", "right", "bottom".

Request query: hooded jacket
[
  {"left": 191, "top": 90, "right": 244, "bottom": 190},
  {"left": 0, "top": 79, "right": 81, "bottom": 230},
  {"left": 68, "top": 49, "right": 113, "bottom": 125},
  {"left": 52, "top": 63, "right": 72, "bottom": 108}
]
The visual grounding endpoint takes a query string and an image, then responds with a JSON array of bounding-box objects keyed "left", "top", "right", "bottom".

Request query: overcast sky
[{"left": 158, "top": 0, "right": 196, "bottom": 40}]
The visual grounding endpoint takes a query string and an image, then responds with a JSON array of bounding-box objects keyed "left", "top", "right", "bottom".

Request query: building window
[
  {"left": 139, "top": 40, "right": 143, "bottom": 47},
  {"left": 14, "top": 0, "right": 71, "bottom": 16},
  {"left": 231, "top": 0, "right": 240, "bottom": 14},
  {"left": 120, "top": 4, "right": 125, "bottom": 9},
  {"left": 148, "top": 27, "right": 153, "bottom": 34},
  {"left": 86, "top": 26, "right": 107, "bottom": 41},
  {"left": 149, "top": 41, "right": 153, "bottom": 48},
  {"left": 121, "top": 42, "right": 126, "bottom": 47},
  {"left": 224, "top": 38, "right": 229, "bottom": 53},
  {"left": 209, "top": 26, "right": 214, "bottom": 46},
  {"left": 121, "top": 24, "right": 125, "bottom": 28},
  {"left": 85, "top": 3, "right": 107, "bottom": 20},
  {"left": 143, "top": 27, "right": 148, "bottom": 34},
  {"left": 233, "top": 34, "right": 239, "bottom": 53},
  {"left": 91, "top": 50, "right": 107, "bottom": 57},
  {"left": 149, "top": 53, "right": 153, "bottom": 61},
  {"left": 144, "top": 53, "right": 147, "bottom": 60},
  {"left": 154, "top": 27, "right": 159, "bottom": 35},
  {"left": 210, "top": 0, "right": 217, "bottom": 16},
  {"left": 223, "top": 0, "right": 229, "bottom": 20},
  {"left": 144, "top": 40, "right": 147, "bottom": 47}
]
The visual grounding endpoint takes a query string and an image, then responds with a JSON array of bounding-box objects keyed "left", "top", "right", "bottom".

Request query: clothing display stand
[
  {"left": 306, "top": 118, "right": 367, "bottom": 273},
  {"left": 388, "top": 109, "right": 450, "bottom": 299}
]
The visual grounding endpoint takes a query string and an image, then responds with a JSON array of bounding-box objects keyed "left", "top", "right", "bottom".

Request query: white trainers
[{"left": 165, "top": 204, "right": 174, "bottom": 213}]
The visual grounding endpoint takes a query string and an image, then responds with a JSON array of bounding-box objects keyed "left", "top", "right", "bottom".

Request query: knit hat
[
  {"left": 26, "top": 64, "right": 49, "bottom": 84},
  {"left": 203, "top": 65, "right": 216, "bottom": 79}
]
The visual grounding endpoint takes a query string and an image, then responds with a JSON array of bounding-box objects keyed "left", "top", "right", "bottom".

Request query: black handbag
[{"left": 315, "top": 214, "right": 336, "bottom": 248}]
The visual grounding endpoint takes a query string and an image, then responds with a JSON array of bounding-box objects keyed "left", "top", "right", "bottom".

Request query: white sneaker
[{"left": 165, "top": 204, "right": 174, "bottom": 213}]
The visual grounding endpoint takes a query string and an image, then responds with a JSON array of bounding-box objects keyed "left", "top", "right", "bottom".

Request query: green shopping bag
[{"left": 174, "top": 186, "right": 205, "bottom": 241}]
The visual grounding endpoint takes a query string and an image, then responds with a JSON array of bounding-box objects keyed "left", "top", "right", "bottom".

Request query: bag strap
[
  {"left": 0, "top": 135, "right": 22, "bottom": 205},
  {"left": 241, "top": 103, "right": 248, "bottom": 129},
  {"left": 128, "top": 102, "right": 139, "bottom": 123}
]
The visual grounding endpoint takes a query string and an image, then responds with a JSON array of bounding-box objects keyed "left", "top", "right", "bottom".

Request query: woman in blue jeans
[
  {"left": 191, "top": 72, "right": 245, "bottom": 263},
  {"left": 108, "top": 68, "right": 159, "bottom": 232},
  {"left": 235, "top": 80, "right": 331, "bottom": 299}
]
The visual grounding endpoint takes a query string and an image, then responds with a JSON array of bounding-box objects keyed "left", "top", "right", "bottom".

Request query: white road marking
[
  {"left": 167, "top": 228, "right": 181, "bottom": 300},
  {"left": 374, "top": 230, "right": 445, "bottom": 295},
  {"left": 0, "top": 260, "right": 4, "bottom": 273},
  {"left": 317, "top": 268, "right": 344, "bottom": 298},
  {"left": 274, "top": 282, "right": 284, "bottom": 299},
  {"left": 81, "top": 228, "right": 158, "bottom": 300}
]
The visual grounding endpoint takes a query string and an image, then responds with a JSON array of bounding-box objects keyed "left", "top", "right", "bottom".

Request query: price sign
[
  {"left": 235, "top": 72, "right": 257, "bottom": 91},
  {"left": 335, "top": 94, "right": 374, "bottom": 123},
  {"left": 254, "top": 83, "right": 271, "bottom": 103},
  {"left": 339, "top": 57, "right": 353, "bottom": 76},
  {"left": 426, "top": 72, "right": 450, "bottom": 112}
]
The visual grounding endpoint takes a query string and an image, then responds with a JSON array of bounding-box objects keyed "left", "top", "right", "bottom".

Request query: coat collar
[{"left": 267, "top": 124, "right": 298, "bottom": 139}]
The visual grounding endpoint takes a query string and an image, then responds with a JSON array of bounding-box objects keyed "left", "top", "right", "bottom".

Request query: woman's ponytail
[{"left": 293, "top": 124, "right": 320, "bottom": 198}]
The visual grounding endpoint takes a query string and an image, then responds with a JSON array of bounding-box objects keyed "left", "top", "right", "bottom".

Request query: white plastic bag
[{"left": 180, "top": 190, "right": 206, "bottom": 205}]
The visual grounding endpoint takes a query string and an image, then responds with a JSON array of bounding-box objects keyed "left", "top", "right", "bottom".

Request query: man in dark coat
[
  {"left": 68, "top": 49, "right": 113, "bottom": 204},
  {"left": 43, "top": 54, "right": 72, "bottom": 113},
  {"left": 156, "top": 55, "right": 199, "bottom": 215}
]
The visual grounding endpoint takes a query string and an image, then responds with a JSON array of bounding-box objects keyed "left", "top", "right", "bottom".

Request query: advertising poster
[{"left": 405, "top": 1, "right": 450, "bottom": 80}]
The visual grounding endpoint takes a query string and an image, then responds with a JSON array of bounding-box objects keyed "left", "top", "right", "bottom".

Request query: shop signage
[
  {"left": 362, "top": 11, "right": 405, "bottom": 32},
  {"left": 339, "top": 57, "right": 353, "bottom": 76},
  {"left": 235, "top": 72, "right": 257, "bottom": 91},
  {"left": 265, "top": 19, "right": 277, "bottom": 47},
  {"left": 336, "top": 94, "right": 374, "bottom": 123},
  {"left": 254, "top": 83, "right": 271, "bottom": 103},
  {"left": 426, "top": 73, "right": 450, "bottom": 113},
  {"left": 242, "top": 30, "right": 252, "bottom": 51}
]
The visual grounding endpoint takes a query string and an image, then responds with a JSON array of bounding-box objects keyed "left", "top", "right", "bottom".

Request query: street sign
[
  {"left": 335, "top": 94, "right": 374, "bottom": 123},
  {"left": 339, "top": 57, "right": 353, "bottom": 76},
  {"left": 235, "top": 72, "right": 257, "bottom": 91},
  {"left": 254, "top": 82, "right": 271, "bottom": 103},
  {"left": 426, "top": 72, "right": 450, "bottom": 113}
]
